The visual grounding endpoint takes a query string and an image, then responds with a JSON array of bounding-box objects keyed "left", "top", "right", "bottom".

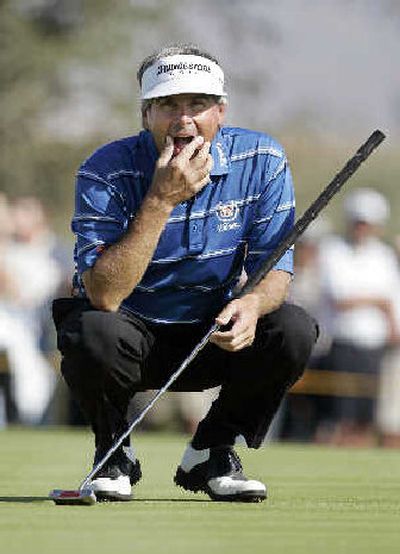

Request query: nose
[{"left": 172, "top": 103, "right": 194, "bottom": 121}]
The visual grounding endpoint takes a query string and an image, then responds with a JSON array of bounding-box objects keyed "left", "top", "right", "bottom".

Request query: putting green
[{"left": 0, "top": 428, "right": 399, "bottom": 554}]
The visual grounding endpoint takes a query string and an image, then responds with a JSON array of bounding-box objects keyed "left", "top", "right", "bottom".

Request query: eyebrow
[{"left": 158, "top": 94, "right": 211, "bottom": 103}]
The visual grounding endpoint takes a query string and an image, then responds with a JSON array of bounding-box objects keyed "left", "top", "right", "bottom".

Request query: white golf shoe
[
  {"left": 90, "top": 474, "right": 132, "bottom": 501},
  {"left": 89, "top": 446, "right": 141, "bottom": 502},
  {"left": 174, "top": 444, "right": 267, "bottom": 502}
]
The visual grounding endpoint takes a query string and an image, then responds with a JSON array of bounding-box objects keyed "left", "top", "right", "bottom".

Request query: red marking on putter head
[
  {"left": 49, "top": 488, "right": 96, "bottom": 505},
  {"left": 58, "top": 491, "right": 81, "bottom": 498}
]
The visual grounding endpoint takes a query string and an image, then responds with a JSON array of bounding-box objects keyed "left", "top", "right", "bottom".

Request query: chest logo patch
[{"left": 216, "top": 201, "right": 241, "bottom": 232}]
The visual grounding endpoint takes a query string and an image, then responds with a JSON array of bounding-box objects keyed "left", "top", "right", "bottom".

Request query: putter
[{"left": 50, "top": 129, "right": 385, "bottom": 505}]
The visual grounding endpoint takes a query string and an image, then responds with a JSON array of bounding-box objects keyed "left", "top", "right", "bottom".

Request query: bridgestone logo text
[{"left": 157, "top": 63, "right": 212, "bottom": 75}]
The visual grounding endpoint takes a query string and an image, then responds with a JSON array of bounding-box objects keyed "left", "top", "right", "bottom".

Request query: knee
[
  {"left": 57, "top": 309, "right": 152, "bottom": 379},
  {"left": 280, "top": 303, "right": 318, "bottom": 373},
  {"left": 57, "top": 310, "right": 119, "bottom": 371},
  {"left": 263, "top": 303, "right": 318, "bottom": 381}
]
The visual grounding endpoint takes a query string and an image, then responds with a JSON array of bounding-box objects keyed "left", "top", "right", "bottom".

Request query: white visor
[{"left": 141, "top": 54, "right": 227, "bottom": 100}]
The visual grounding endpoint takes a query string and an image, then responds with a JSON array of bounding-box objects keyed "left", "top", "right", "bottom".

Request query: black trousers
[{"left": 53, "top": 298, "right": 318, "bottom": 453}]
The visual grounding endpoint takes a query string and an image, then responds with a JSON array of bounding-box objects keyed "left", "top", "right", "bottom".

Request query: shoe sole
[
  {"left": 95, "top": 491, "right": 133, "bottom": 502},
  {"left": 174, "top": 467, "right": 267, "bottom": 503},
  {"left": 207, "top": 488, "right": 266, "bottom": 503}
]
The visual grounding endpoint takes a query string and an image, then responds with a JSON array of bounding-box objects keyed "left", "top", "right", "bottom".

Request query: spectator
[
  {"left": 0, "top": 195, "right": 69, "bottom": 424},
  {"left": 10, "top": 196, "right": 66, "bottom": 329},
  {"left": 318, "top": 187, "right": 400, "bottom": 445}
]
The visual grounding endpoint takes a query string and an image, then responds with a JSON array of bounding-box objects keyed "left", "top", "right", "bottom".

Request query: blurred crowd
[
  {"left": 283, "top": 187, "right": 400, "bottom": 447},
  {"left": 1, "top": 187, "right": 400, "bottom": 448},
  {"left": 0, "top": 193, "right": 72, "bottom": 425}
]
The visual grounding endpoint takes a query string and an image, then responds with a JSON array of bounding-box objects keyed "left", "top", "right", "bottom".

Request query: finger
[
  {"left": 212, "top": 318, "right": 253, "bottom": 342},
  {"left": 206, "top": 154, "right": 213, "bottom": 173},
  {"left": 211, "top": 323, "right": 245, "bottom": 343},
  {"left": 223, "top": 332, "right": 254, "bottom": 350},
  {"left": 215, "top": 305, "right": 235, "bottom": 327},
  {"left": 175, "top": 136, "right": 205, "bottom": 162},
  {"left": 210, "top": 334, "right": 252, "bottom": 352},
  {"left": 192, "top": 164, "right": 212, "bottom": 188},
  {"left": 229, "top": 337, "right": 253, "bottom": 351},
  {"left": 193, "top": 174, "right": 211, "bottom": 193},
  {"left": 211, "top": 329, "right": 235, "bottom": 342},
  {"left": 209, "top": 333, "right": 234, "bottom": 348},
  {"left": 190, "top": 141, "right": 211, "bottom": 167},
  {"left": 157, "top": 135, "right": 174, "bottom": 167},
  {"left": 212, "top": 325, "right": 250, "bottom": 343},
  {"left": 192, "top": 155, "right": 213, "bottom": 180}
]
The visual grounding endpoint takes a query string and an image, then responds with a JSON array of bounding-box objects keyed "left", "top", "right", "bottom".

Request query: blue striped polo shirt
[{"left": 72, "top": 126, "right": 295, "bottom": 323}]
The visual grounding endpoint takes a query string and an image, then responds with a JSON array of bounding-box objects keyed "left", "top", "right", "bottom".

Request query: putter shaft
[
  {"left": 53, "top": 129, "right": 386, "bottom": 502},
  {"left": 79, "top": 322, "right": 219, "bottom": 490}
]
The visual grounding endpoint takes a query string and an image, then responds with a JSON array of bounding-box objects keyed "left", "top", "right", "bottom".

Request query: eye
[
  {"left": 191, "top": 98, "right": 210, "bottom": 111},
  {"left": 193, "top": 98, "right": 206, "bottom": 106},
  {"left": 157, "top": 98, "right": 176, "bottom": 110}
]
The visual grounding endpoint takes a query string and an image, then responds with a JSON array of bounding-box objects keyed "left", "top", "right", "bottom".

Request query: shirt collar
[
  {"left": 210, "top": 128, "right": 231, "bottom": 176},
  {"left": 138, "top": 128, "right": 231, "bottom": 177}
]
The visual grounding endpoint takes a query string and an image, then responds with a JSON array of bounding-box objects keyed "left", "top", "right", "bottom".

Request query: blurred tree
[
  {"left": 0, "top": 1, "right": 136, "bottom": 233},
  {"left": 1, "top": 5, "right": 83, "bottom": 211},
  {"left": 15, "top": 0, "right": 84, "bottom": 35},
  {"left": 0, "top": 1, "right": 170, "bottom": 235},
  {"left": 1, "top": 0, "right": 398, "bottom": 240}
]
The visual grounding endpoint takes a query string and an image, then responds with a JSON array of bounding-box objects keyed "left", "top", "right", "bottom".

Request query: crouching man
[{"left": 53, "top": 44, "right": 318, "bottom": 502}]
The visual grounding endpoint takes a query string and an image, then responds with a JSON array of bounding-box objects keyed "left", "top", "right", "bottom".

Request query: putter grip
[{"left": 236, "top": 129, "right": 386, "bottom": 299}]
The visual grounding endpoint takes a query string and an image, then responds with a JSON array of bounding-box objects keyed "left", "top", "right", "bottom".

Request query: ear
[
  {"left": 217, "top": 102, "right": 227, "bottom": 127},
  {"left": 142, "top": 100, "right": 153, "bottom": 130},
  {"left": 142, "top": 108, "right": 149, "bottom": 130}
]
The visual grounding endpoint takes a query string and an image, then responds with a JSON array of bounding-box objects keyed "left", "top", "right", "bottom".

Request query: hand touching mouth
[{"left": 172, "top": 136, "right": 195, "bottom": 157}]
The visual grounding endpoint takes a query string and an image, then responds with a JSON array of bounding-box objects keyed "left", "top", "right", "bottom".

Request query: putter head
[{"left": 49, "top": 488, "right": 96, "bottom": 506}]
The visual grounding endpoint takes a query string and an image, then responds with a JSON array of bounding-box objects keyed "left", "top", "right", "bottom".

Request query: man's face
[
  {"left": 348, "top": 220, "right": 382, "bottom": 243},
  {"left": 144, "top": 93, "right": 226, "bottom": 157}
]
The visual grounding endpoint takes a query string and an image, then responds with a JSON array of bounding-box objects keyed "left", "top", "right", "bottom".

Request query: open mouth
[{"left": 173, "top": 136, "right": 195, "bottom": 156}]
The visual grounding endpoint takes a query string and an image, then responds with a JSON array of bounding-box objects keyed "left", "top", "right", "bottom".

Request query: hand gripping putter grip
[{"left": 50, "top": 130, "right": 385, "bottom": 505}]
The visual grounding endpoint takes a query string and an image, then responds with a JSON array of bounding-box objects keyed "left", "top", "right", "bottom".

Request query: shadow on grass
[
  {"left": 0, "top": 496, "right": 50, "bottom": 503},
  {"left": 133, "top": 498, "right": 211, "bottom": 503},
  {"left": 0, "top": 496, "right": 211, "bottom": 504}
]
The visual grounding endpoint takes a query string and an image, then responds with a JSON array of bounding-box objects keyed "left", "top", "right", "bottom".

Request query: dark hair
[{"left": 137, "top": 43, "right": 221, "bottom": 86}]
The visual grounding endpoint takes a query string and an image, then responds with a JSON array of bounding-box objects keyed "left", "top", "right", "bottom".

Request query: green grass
[{"left": 0, "top": 428, "right": 399, "bottom": 554}]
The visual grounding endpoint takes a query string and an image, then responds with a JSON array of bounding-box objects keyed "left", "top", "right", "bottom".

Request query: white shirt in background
[{"left": 320, "top": 236, "right": 400, "bottom": 349}]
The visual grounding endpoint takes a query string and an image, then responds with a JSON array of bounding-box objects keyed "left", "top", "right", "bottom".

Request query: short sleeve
[
  {"left": 244, "top": 157, "right": 295, "bottom": 276},
  {"left": 72, "top": 169, "right": 128, "bottom": 274}
]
